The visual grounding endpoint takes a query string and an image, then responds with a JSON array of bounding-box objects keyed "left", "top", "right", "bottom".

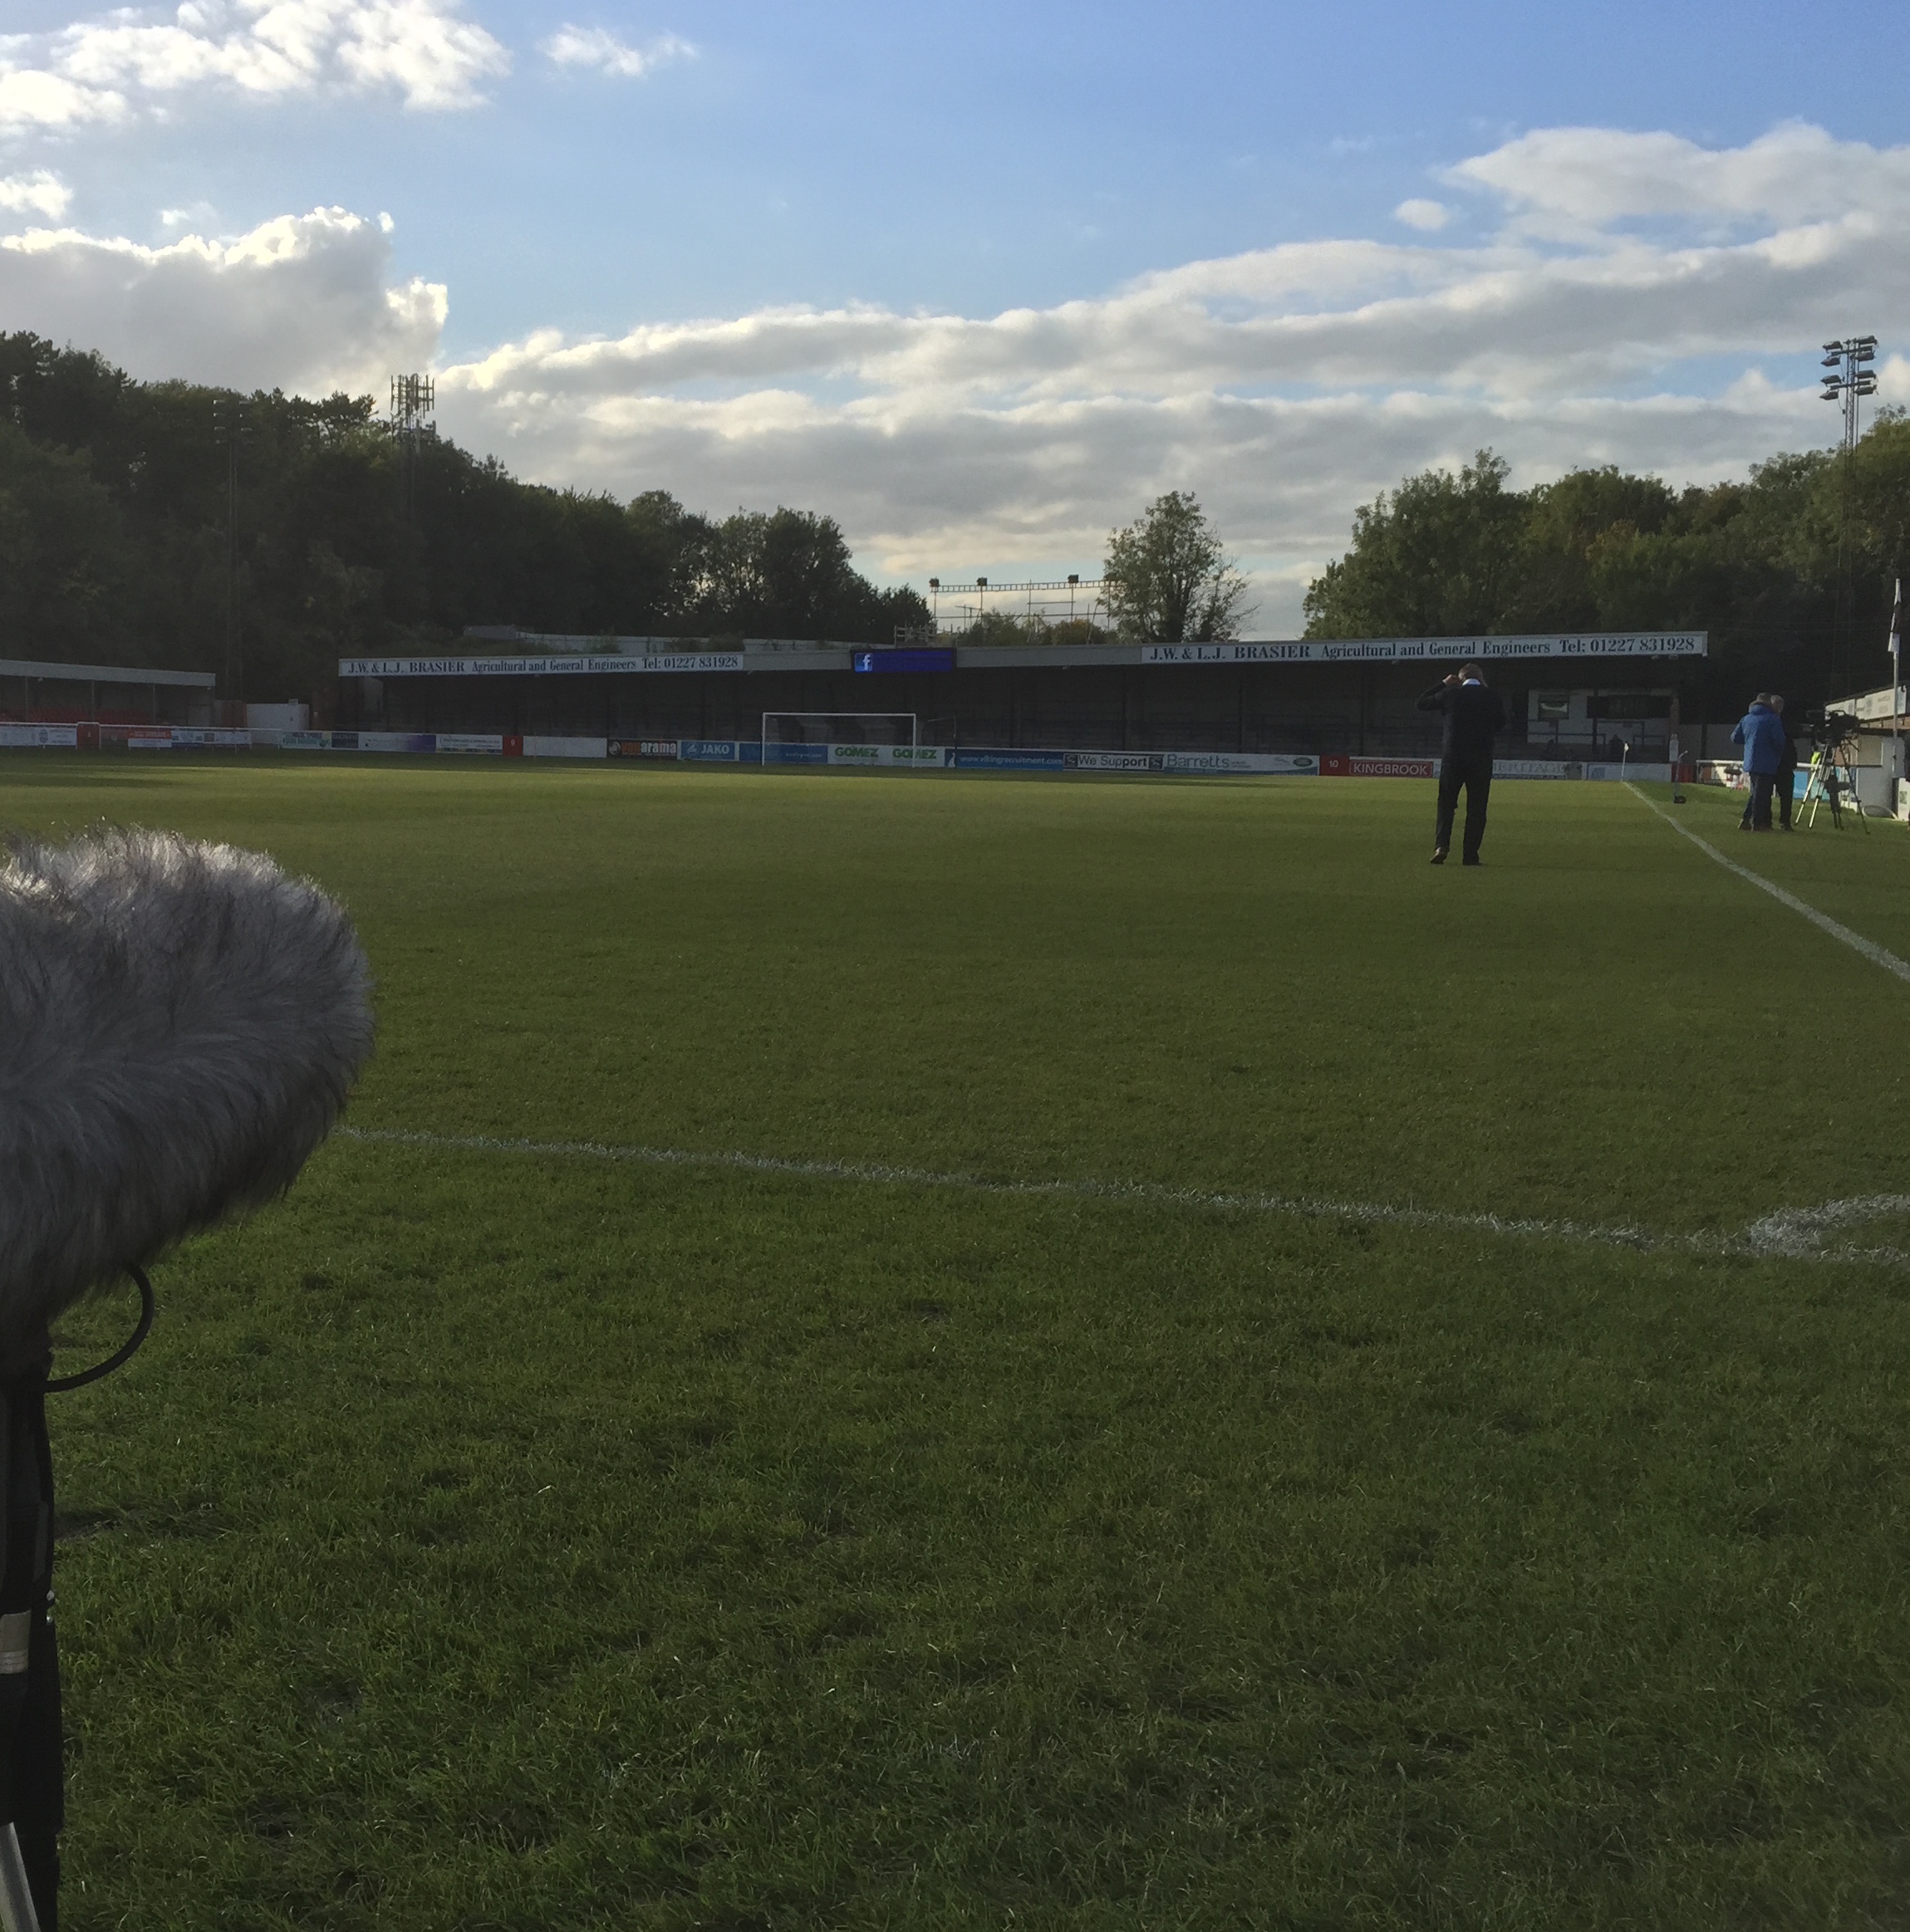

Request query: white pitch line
[
  {"left": 1627, "top": 782, "right": 1910, "bottom": 984},
  {"left": 336, "top": 1126, "right": 1909, "bottom": 1268},
  {"left": 1744, "top": 1194, "right": 1910, "bottom": 1257}
]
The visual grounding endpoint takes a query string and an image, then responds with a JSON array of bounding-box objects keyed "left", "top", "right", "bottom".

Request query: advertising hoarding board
[
  {"left": 1140, "top": 633, "right": 1705, "bottom": 666},
  {"left": 827, "top": 744, "right": 951, "bottom": 767},
  {"left": 340, "top": 654, "right": 744, "bottom": 678}
]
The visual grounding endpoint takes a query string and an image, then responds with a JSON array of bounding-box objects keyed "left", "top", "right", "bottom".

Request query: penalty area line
[
  {"left": 1626, "top": 782, "right": 1910, "bottom": 986},
  {"left": 335, "top": 1126, "right": 1908, "bottom": 1268}
]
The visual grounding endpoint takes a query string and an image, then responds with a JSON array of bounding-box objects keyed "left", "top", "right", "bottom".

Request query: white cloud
[
  {"left": 1446, "top": 121, "right": 1910, "bottom": 236},
  {"left": 0, "top": 65, "right": 125, "bottom": 128},
  {"left": 0, "top": 170, "right": 71, "bottom": 220},
  {"left": 432, "top": 372, "right": 1824, "bottom": 633},
  {"left": 0, "top": 206, "right": 444, "bottom": 392},
  {"left": 433, "top": 122, "right": 1910, "bottom": 625},
  {"left": 539, "top": 26, "right": 693, "bottom": 79},
  {"left": 0, "top": 122, "right": 1897, "bottom": 631},
  {"left": 0, "top": 0, "right": 508, "bottom": 126},
  {"left": 1393, "top": 198, "right": 1449, "bottom": 232}
]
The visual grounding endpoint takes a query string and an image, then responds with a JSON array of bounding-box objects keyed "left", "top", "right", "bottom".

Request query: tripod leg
[
  {"left": 0, "top": 1385, "right": 57, "bottom": 1932},
  {"left": 0, "top": 1824, "right": 38, "bottom": 1932},
  {"left": 7, "top": 1611, "right": 56, "bottom": 1932},
  {"left": 1849, "top": 764, "right": 1870, "bottom": 831}
]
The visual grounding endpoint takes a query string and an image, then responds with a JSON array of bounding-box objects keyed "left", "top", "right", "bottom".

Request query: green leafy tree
[
  {"left": 1298, "top": 440, "right": 1909, "bottom": 707},
  {"left": 1498, "top": 467, "right": 1677, "bottom": 630},
  {"left": 1102, "top": 490, "right": 1252, "bottom": 642},
  {"left": 1303, "top": 451, "right": 1524, "bottom": 637},
  {"left": 0, "top": 419, "right": 136, "bottom": 662},
  {"left": 0, "top": 331, "right": 927, "bottom": 699},
  {"left": 1780, "top": 414, "right": 1910, "bottom": 650},
  {"left": 681, "top": 507, "right": 927, "bottom": 640}
]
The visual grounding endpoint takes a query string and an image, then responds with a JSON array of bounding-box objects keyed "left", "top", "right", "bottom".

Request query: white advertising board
[
  {"left": 1141, "top": 632, "right": 1705, "bottom": 665},
  {"left": 341, "top": 653, "right": 744, "bottom": 678},
  {"left": 826, "top": 744, "right": 951, "bottom": 767},
  {"left": 523, "top": 736, "right": 609, "bottom": 758},
  {"left": 1161, "top": 751, "right": 1319, "bottom": 775},
  {"left": 1067, "top": 751, "right": 1161, "bottom": 772},
  {"left": 1582, "top": 763, "right": 1672, "bottom": 783},
  {"left": 352, "top": 732, "right": 435, "bottom": 753}
]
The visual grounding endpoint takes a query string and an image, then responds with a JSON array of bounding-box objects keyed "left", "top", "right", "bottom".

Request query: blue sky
[{"left": 3, "top": 0, "right": 1908, "bottom": 626}]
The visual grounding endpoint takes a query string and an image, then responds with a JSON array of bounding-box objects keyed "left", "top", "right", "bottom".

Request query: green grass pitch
[{"left": 7, "top": 753, "right": 1910, "bottom": 1930}]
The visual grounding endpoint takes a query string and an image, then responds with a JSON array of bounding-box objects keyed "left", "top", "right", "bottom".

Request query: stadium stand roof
[{"left": 0, "top": 659, "right": 217, "bottom": 689}]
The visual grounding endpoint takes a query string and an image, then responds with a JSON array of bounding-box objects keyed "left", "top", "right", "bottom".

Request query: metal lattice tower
[
  {"left": 1821, "top": 336, "right": 1878, "bottom": 452},
  {"left": 1821, "top": 336, "right": 1880, "bottom": 691},
  {"left": 390, "top": 373, "right": 435, "bottom": 434},
  {"left": 916, "top": 572, "right": 1106, "bottom": 640},
  {"left": 389, "top": 374, "right": 436, "bottom": 522},
  {"left": 211, "top": 394, "right": 248, "bottom": 699}
]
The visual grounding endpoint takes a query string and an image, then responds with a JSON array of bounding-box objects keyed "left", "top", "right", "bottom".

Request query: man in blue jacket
[{"left": 1732, "top": 694, "right": 1785, "bottom": 830}]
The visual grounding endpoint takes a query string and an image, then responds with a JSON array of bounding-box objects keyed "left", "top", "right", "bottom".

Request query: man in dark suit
[
  {"left": 1770, "top": 695, "right": 1797, "bottom": 831},
  {"left": 1417, "top": 662, "right": 1507, "bottom": 865}
]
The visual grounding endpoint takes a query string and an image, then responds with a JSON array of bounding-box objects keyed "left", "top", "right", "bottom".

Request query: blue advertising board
[{"left": 852, "top": 649, "right": 955, "bottom": 674}]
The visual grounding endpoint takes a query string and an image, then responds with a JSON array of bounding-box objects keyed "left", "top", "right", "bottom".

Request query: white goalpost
[{"left": 760, "top": 712, "right": 921, "bottom": 768}]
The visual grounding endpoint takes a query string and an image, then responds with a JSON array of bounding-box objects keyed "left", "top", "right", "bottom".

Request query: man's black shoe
[
  {"left": 1431, "top": 847, "right": 1447, "bottom": 865},
  {"left": 1462, "top": 855, "right": 1481, "bottom": 866}
]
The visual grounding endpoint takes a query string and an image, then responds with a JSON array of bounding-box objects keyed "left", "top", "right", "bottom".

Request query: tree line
[
  {"left": 0, "top": 332, "right": 929, "bottom": 704},
  {"left": 1302, "top": 434, "right": 1910, "bottom": 707},
  {"left": 4, "top": 325, "right": 1906, "bottom": 706}
]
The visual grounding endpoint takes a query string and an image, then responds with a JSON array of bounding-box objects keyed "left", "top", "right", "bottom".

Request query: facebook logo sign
[{"left": 852, "top": 649, "right": 955, "bottom": 673}]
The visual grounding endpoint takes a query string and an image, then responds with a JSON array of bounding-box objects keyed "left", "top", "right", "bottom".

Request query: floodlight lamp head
[
  {"left": 1824, "top": 352, "right": 1844, "bottom": 367},
  {"left": 976, "top": 576, "right": 987, "bottom": 587}
]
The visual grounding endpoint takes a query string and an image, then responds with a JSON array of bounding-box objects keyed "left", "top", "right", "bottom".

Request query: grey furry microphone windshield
[{"left": 0, "top": 828, "right": 376, "bottom": 1363}]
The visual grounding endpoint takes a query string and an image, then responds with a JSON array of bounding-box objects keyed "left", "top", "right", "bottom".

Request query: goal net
[{"left": 761, "top": 712, "right": 919, "bottom": 767}]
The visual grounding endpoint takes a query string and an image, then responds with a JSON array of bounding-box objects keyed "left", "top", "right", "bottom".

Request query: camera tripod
[
  {"left": 1800, "top": 741, "right": 1866, "bottom": 830},
  {"left": 0, "top": 1271, "right": 153, "bottom": 1932}
]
